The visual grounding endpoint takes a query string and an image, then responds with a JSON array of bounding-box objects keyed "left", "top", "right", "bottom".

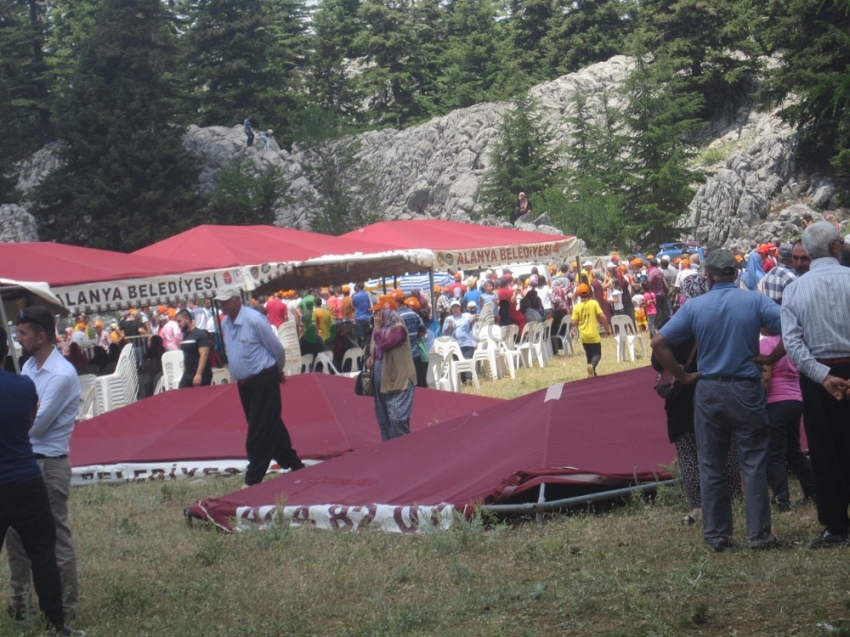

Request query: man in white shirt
[{"left": 8, "top": 307, "right": 81, "bottom": 623}]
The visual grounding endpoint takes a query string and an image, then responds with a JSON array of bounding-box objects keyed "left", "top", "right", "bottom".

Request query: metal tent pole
[
  {"left": 481, "top": 479, "right": 678, "bottom": 515},
  {"left": 0, "top": 298, "right": 20, "bottom": 373}
]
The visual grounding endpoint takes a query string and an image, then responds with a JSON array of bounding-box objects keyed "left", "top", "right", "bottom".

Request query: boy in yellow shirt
[{"left": 571, "top": 283, "right": 612, "bottom": 378}]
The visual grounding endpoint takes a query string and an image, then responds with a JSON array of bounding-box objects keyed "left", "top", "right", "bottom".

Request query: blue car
[{"left": 656, "top": 241, "right": 705, "bottom": 263}]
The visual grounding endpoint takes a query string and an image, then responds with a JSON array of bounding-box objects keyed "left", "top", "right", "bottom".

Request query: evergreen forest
[{"left": 1, "top": 0, "right": 848, "bottom": 251}]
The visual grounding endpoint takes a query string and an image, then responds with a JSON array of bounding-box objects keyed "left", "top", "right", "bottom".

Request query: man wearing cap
[
  {"left": 442, "top": 300, "right": 476, "bottom": 382},
  {"left": 8, "top": 307, "right": 81, "bottom": 622},
  {"left": 446, "top": 272, "right": 467, "bottom": 300},
  {"left": 265, "top": 291, "right": 289, "bottom": 329},
  {"left": 93, "top": 320, "right": 110, "bottom": 353},
  {"left": 760, "top": 243, "right": 797, "bottom": 304},
  {"left": 216, "top": 285, "right": 304, "bottom": 486},
  {"left": 571, "top": 283, "right": 611, "bottom": 378},
  {"left": 396, "top": 292, "right": 424, "bottom": 380},
  {"left": 651, "top": 250, "right": 782, "bottom": 552},
  {"left": 159, "top": 308, "right": 183, "bottom": 352},
  {"left": 781, "top": 222, "right": 850, "bottom": 547}
]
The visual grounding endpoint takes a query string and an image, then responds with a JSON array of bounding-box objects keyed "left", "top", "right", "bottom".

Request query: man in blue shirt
[
  {"left": 7, "top": 307, "right": 81, "bottom": 623},
  {"left": 351, "top": 283, "right": 373, "bottom": 346},
  {"left": 217, "top": 285, "right": 305, "bottom": 486},
  {"left": 651, "top": 250, "right": 783, "bottom": 552},
  {"left": 0, "top": 326, "right": 69, "bottom": 635}
]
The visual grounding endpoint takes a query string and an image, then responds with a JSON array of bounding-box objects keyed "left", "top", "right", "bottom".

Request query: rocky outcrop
[
  {"left": 7, "top": 55, "right": 846, "bottom": 248},
  {"left": 0, "top": 204, "right": 38, "bottom": 242}
]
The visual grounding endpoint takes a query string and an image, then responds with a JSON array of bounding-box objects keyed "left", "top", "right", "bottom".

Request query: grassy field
[{"left": 2, "top": 338, "right": 848, "bottom": 637}]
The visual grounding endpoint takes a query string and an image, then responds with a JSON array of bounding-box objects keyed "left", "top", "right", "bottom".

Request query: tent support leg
[
  {"left": 536, "top": 482, "right": 546, "bottom": 528},
  {"left": 481, "top": 479, "right": 678, "bottom": 515}
]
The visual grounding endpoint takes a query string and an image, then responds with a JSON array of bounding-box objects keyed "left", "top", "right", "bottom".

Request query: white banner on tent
[
  {"left": 433, "top": 237, "right": 578, "bottom": 270},
  {"left": 228, "top": 503, "right": 458, "bottom": 534},
  {"left": 52, "top": 262, "right": 294, "bottom": 314}
]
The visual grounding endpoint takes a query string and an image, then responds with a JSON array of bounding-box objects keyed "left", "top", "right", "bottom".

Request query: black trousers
[
  {"left": 237, "top": 368, "right": 304, "bottom": 486},
  {"left": 582, "top": 342, "right": 602, "bottom": 371},
  {"left": 765, "top": 400, "right": 816, "bottom": 507},
  {"left": 0, "top": 477, "right": 64, "bottom": 630},
  {"left": 800, "top": 363, "right": 850, "bottom": 534}
]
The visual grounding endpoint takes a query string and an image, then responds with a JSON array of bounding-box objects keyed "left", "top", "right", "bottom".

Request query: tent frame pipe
[
  {"left": 0, "top": 298, "right": 20, "bottom": 373},
  {"left": 481, "top": 479, "right": 678, "bottom": 514}
]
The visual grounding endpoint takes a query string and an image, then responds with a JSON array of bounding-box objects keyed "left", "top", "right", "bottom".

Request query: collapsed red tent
[
  {"left": 186, "top": 367, "right": 674, "bottom": 533},
  {"left": 70, "top": 374, "right": 502, "bottom": 484}
]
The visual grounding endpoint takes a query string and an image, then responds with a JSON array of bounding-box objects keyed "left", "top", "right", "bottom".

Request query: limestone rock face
[
  {"left": 0, "top": 204, "right": 38, "bottom": 242},
  {"left": 6, "top": 55, "right": 847, "bottom": 248}
]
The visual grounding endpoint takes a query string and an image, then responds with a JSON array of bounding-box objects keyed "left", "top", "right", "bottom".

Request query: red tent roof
[
  {"left": 0, "top": 242, "right": 202, "bottom": 288},
  {"left": 341, "top": 219, "right": 567, "bottom": 250},
  {"left": 70, "top": 374, "right": 502, "bottom": 482},
  {"left": 186, "top": 367, "right": 674, "bottom": 532},
  {"left": 132, "top": 225, "right": 394, "bottom": 270},
  {"left": 340, "top": 220, "right": 578, "bottom": 269}
]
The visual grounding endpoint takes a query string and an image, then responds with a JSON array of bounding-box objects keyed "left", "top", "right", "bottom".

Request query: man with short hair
[
  {"left": 216, "top": 285, "right": 304, "bottom": 486},
  {"left": 176, "top": 310, "right": 212, "bottom": 388},
  {"left": 352, "top": 283, "right": 373, "bottom": 345},
  {"left": 792, "top": 240, "right": 812, "bottom": 275},
  {"left": 760, "top": 243, "right": 797, "bottom": 304},
  {"left": 781, "top": 222, "right": 850, "bottom": 548},
  {"left": 652, "top": 251, "right": 782, "bottom": 552},
  {"left": 0, "top": 326, "right": 74, "bottom": 636},
  {"left": 264, "top": 292, "right": 289, "bottom": 330},
  {"left": 8, "top": 307, "right": 81, "bottom": 623}
]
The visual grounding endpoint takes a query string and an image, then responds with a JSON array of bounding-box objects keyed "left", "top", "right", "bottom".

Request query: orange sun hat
[{"left": 369, "top": 295, "right": 397, "bottom": 312}]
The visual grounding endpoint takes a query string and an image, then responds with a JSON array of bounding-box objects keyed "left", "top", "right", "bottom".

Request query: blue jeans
[{"left": 694, "top": 378, "right": 771, "bottom": 546}]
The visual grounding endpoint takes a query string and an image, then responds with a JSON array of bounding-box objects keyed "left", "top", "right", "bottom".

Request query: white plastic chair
[
  {"left": 498, "top": 324, "right": 524, "bottom": 379},
  {"left": 471, "top": 332, "right": 500, "bottom": 380},
  {"left": 432, "top": 336, "right": 479, "bottom": 390},
  {"left": 300, "top": 353, "right": 314, "bottom": 374},
  {"left": 516, "top": 323, "right": 545, "bottom": 369},
  {"left": 341, "top": 347, "right": 364, "bottom": 373},
  {"left": 541, "top": 317, "right": 554, "bottom": 363},
  {"left": 211, "top": 367, "right": 231, "bottom": 385},
  {"left": 552, "top": 315, "right": 575, "bottom": 356},
  {"left": 278, "top": 321, "right": 302, "bottom": 376},
  {"left": 478, "top": 302, "right": 495, "bottom": 327},
  {"left": 426, "top": 349, "right": 453, "bottom": 391},
  {"left": 610, "top": 315, "right": 646, "bottom": 362},
  {"left": 160, "top": 350, "right": 184, "bottom": 391},
  {"left": 313, "top": 351, "right": 340, "bottom": 375},
  {"left": 95, "top": 344, "right": 138, "bottom": 414},
  {"left": 76, "top": 374, "right": 98, "bottom": 421}
]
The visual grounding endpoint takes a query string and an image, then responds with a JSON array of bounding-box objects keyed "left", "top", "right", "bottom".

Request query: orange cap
[
  {"left": 577, "top": 283, "right": 591, "bottom": 297},
  {"left": 404, "top": 297, "right": 421, "bottom": 311},
  {"left": 167, "top": 308, "right": 177, "bottom": 318},
  {"left": 369, "top": 295, "right": 397, "bottom": 312},
  {"left": 390, "top": 289, "right": 405, "bottom": 301},
  {"left": 453, "top": 272, "right": 461, "bottom": 280}
]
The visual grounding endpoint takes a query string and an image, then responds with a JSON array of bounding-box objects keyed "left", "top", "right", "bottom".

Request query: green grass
[{"left": 2, "top": 337, "right": 848, "bottom": 636}]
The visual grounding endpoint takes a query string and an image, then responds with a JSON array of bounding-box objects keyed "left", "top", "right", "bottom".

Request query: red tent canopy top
[{"left": 340, "top": 220, "right": 578, "bottom": 270}]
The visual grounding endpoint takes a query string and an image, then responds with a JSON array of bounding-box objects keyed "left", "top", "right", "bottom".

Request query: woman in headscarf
[
  {"left": 651, "top": 273, "right": 741, "bottom": 525},
  {"left": 740, "top": 251, "right": 765, "bottom": 291},
  {"left": 365, "top": 295, "right": 417, "bottom": 441}
]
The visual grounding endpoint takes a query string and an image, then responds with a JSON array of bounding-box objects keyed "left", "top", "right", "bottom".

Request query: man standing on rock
[{"left": 243, "top": 117, "right": 254, "bottom": 147}]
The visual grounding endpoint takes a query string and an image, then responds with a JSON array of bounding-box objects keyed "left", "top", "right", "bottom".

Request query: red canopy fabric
[
  {"left": 70, "top": 374, "right": 502, "bottom": 483},
  {"left": 341, "top": 219, "right": 567, "bottom": 250},
  {"left": 132, "top": 225, "right": 393, "bottom": 270},
  {"left": 187, "top": 367, "right": 674, "bottom": 532},
  {"left": 0, "top": 242, "right": 201, "bottom": 288}
]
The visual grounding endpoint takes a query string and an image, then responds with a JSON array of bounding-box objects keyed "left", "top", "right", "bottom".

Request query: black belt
[
  {"left": 33, "top": 454, "right": 67, "bottom": 460},
  {"left": 701, "top": 375, "right": 760, "bottom": 382},
  {"left": 237, "top": 365, "right": 277, "bottom": 385},
  {"left": 817, "top": 357, "right": 850, "bottom": 366}
]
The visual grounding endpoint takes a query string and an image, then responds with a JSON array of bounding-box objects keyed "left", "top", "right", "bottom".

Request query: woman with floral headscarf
[{"left": 365, "top": 295, "right": 417, "bottom": 441}]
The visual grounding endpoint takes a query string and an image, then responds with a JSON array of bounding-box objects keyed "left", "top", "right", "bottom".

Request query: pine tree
[
  {"left": 760, "top": 0, "right": 850, "bottom": 176},
  {"left": 620, "top": 53, "right": 704, "bottom": 247},
  {"left": 477, "top": 96, "right": 562, "bottom": 221},
  {"left": 506, "top": 0, "right": 555, "bottom": 83},
  {"left": 185, "top": 0, "right": 309, "bottom": 145},
  {"left": 551, "top": 90, "right": 630, "bottom": 252},
  {"left": 31, "top": 0, "right": 202, "bottom": 252},
  {"left": 297, "top": 108, "right": 382, "bottom": 235},
  {"left": 204, "top": 160, "right": 288, "bottom": 226}
]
